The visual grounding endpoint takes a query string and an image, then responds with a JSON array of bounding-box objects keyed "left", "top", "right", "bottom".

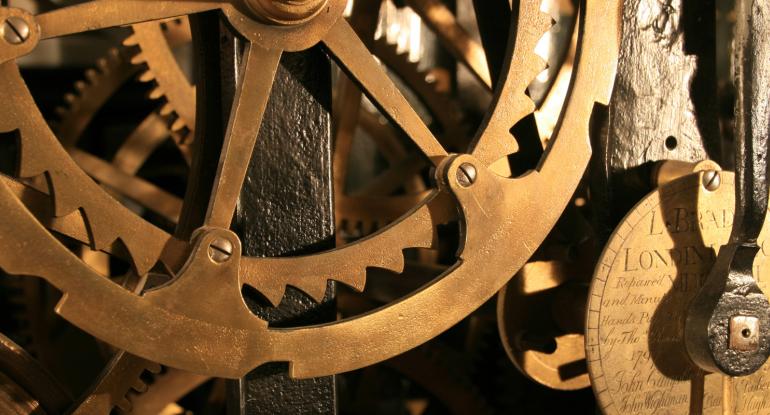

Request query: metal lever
[{"left": 684, "top": 0, "right": 770, "bottom": 376}]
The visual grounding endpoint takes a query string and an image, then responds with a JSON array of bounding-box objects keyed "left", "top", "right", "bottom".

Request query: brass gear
[
  {"left": 54, "top": 12, "right": 453, "bottom": 267},
  {"left": 50, "top": 14, "right": 475, "bottom": 406},
  {"left": 54, "top": 43, "right": 186, "bottom": 225},
  {"left": 125, "top": 19, "right": 195, "bottom": 140},
  {"left": 0, "top": 0, "right": 618, "bottom": 379},
  {"left": 0, "top": 334, "right": 71, "bottom": 415},
  {"left": 69, "top": 352, "right": 160, "bottom": 414},
  {"left": 53, "top": 47, "right": 141, "bottom": 149},
  {"left": 120, "top": 11, "right": 470, "bottom": 236},
  {"left": 334, "top": 35, "right": 470, "bottom": 237}
]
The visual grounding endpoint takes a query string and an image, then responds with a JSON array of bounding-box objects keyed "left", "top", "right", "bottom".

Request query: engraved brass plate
[{"left": 587, "top": 172, "right": 770, "bottom": 414}]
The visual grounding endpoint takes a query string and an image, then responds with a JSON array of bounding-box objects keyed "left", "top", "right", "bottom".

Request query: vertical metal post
[
  {"left": 189, "top": 10, "right": 335, "bottom": 413},
  {"left": 591, "top": 0, "right": 720, "bottom": 234},
  {"left": 226, "top": 48, "right": 337, "bottom": 414}
]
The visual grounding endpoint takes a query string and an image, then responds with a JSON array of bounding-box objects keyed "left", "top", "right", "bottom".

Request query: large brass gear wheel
[
  {"left": 37, "top": 8, "right": 478, "bottom": 410},
  {"left": 0, "top": 0, "right": 619, "bottom": 380},
  {"left": 118, "top": 4, "right": 471, "bottom": 236}
]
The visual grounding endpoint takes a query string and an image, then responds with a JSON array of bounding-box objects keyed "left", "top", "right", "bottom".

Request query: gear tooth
[
  {"left": 131, "top": 379, "right": 148, "bottom": 393},
  {"left": 537, "top": 9, "right": 554, "bottom": 34},
  {"left": 171, "top": 128, "right": 190, "bottom": 145},
  {"left": 180, "top": 135, "right": 192, "bottom": 149},
  {"left": 148, "top": 87, "right": 164, "bottom": 100},
  {"left": 49, "top": 43, "right": 166, "bottom": 276},
  {"left": 137, "top": 70, "right": 155, "bottom": 83},
  {"left": 86, "top": 219, "right": 116, "bottom": 251},
  {"left": 347, "top": 272, "right": 366, "bottom": 292},
  {"left": 96, "top": 57, "right": 109, "bottom": 72},
  {"left": 148, "top": 362, "right": 162, "bottom": 374},
  {"left": 380, "top": 251, "right": 405, "bottom": 274},
  {"left": 130, "top": 53, "right": 148, "bottom": 66},
  {"left": 159, "top": 103, "right": 174, "bottom": 116},
  {"left": 116, "top": 397, "right": 132, "bottom": 412},
  {"left": 106, "top": 47, "right": 121, "bottom": 62},
  {"left": 84, "top": 68, "right": 99, "bottom": 82},
  {"left": 123, "top": 34, "right": 138, "bottom": 47},
  {"left": 302, "top": 282, "right": 329, "bottom": 303},
  {"left": 74, "top": 80, "right": 87, "bottom": 93},
  {"left": 170, "top": 118, "right": 186, "bottom": 132},
  {"left": 259, "top": 285, "right": 286, "bottom": 307}
]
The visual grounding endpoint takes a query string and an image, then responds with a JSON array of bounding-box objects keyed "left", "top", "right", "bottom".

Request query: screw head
[
  {"left": 456, "top": 162, "right": 477, "bottom": 187},
  {"left": 208, "top": 237, "right": 233, "bottom": 263},
  {"left": 3, "top": 17, "right": 30, "bottom": 45},
  {"left": 702, "top": 170, "right": 721, "bottom": 191}
]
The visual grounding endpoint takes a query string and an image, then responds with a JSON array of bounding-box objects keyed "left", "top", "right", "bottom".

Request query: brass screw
[
  {"left": 3, "top": 17, "right": 30, "bottom": 45},
  {"left": 702, "top": 170, "right": 721, "bottom": 191},
  {"left": 456, "top": 162, "right": 477, "bottom": 187},
  {"left": 208, "top": 237, "right": 233, "bottom": 263}
]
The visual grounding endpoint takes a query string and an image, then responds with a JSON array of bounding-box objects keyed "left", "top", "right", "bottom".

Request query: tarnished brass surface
[
  {"left": 106, "top": 7, "right": 463, "bottom": 237},
  {"left": 128, "top": 368, "right": 209, "bottom": 414},
  {"left": 0, "top": 334, "right": 71, "bottom": 414},
  {"left": 498, "top": 261, "right": 591, "bottom": 390},
  {"left": 71, "top": 352, "right": 160, "bottom": 414},
  {"left": 127, "top": 19, "right": 195, "bottom": 140},
  {"left": 0, "top": 0, "right": 619, "bottom": 382},
  {"left": 246, "top": 0, "right": 329, "bottom": 25},
  {"left": 587, "top": 172, "right": 770, "bottom": 414}
]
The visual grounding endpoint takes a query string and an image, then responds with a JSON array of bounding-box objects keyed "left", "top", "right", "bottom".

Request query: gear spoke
[
  {"left": 112, "top": 113, "right": 182, "bottom": 174},
  {"left": 203, "top": 43, "right": 281, "bottom": 229},
  {"left": 37, "top": 0, "right": 219, "bottom": 39},
  {"left": 323, "top": 18, "right": 448, "bottom": 166},
  {"left": 71, "top": 149, "right": 183, "bottom": 223}
]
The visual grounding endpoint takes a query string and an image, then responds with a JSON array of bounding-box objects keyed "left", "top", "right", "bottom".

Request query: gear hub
[{"left": 246, "top": 0, "right": 328, "bottom": 25}]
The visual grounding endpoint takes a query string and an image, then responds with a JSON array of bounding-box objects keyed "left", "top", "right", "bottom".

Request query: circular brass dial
[{"left": 586, "top": 172, "right": 770, "bottom": 414}]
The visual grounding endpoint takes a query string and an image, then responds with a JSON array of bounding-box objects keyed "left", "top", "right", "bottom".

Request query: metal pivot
[{"left": 685, "top": 0, "right": 770, "bottom": 377}]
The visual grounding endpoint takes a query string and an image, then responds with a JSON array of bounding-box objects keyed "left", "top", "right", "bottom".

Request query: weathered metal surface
[
  {"left": 228, "top": 48, "right": 337, "bottom": 414},
  {"left": 684, "top": 0, "right": 770, "bottom": 377},
  {"left": 594, "top": 0, "right": 720, "bottom": 229}
]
